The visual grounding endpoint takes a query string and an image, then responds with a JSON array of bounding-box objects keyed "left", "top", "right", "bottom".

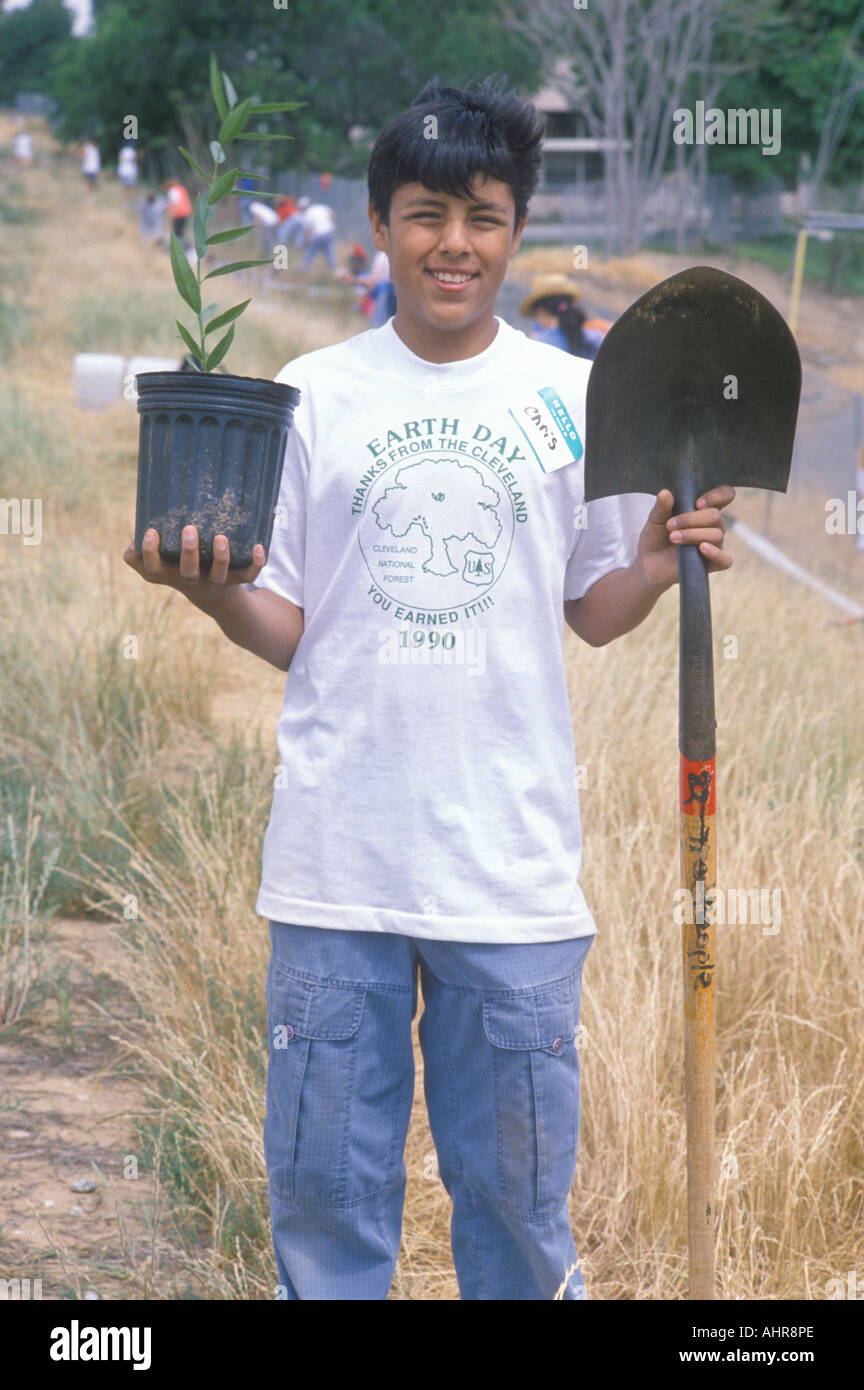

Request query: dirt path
[
  {"left": 511, "top": 245, "right": 864, "bottom": 390},
  {"left": 0, "top": 918, "right": 193, "bottom": 1300}
]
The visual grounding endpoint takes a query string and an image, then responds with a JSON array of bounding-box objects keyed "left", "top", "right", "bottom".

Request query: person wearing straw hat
[{"left": 520, "top": 274, "right": 611, "bottom": 361}]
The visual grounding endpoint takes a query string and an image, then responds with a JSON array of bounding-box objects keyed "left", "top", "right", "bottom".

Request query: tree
[
  {"left": 373, "top": 459, "right": 503, "bottom": 578},
  {"left": 504, "top": 0, "right": 779, "bottom": 255},
  {"left": 47, "top": 0, "right": 543, "bottom": 181},
  {"left": 809, "top": 6, "right": 864, "bottom": 203},
  {"left": 0, "top": 0, "right": 72, "bottom": 105}
]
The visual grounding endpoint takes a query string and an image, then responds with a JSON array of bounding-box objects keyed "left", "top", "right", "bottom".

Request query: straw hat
[{"left": 519, "top": 274, "right": 581, "bottom": 317}]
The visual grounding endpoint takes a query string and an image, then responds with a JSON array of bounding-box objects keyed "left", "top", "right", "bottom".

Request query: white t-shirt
[
  {"left": 369, "top": 250, "right": 390, "bottom": 285},
  {"left": 302, "top": 203, "right": 335, "bottom": 237},
  {"left": 250, "top": 315, "right": 653, "bottom": 943},
  {"left": 249, "top": 200, "right": 280, "bottom": 227}
]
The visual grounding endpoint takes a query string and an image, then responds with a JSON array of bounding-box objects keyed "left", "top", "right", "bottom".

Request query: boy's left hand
[{"left": 636, "top": 486, "right": 736, "bottom": 590}]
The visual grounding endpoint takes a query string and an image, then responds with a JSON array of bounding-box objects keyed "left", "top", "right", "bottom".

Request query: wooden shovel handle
[
  {"left": 677, "top": 469, "right": 717, "bottom": 1300},
  {"left": 680, "top": 753, "right": 716, "bottom": 1300}
]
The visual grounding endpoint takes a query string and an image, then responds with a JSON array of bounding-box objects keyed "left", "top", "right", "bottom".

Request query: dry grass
[{"left": 2, "top": 114, "right": 862, "bottom": 1300}]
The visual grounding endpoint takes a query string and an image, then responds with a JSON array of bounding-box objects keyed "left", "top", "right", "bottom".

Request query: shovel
[{"left": 583, "top": 266, "right": 801, "bottom": 1299}]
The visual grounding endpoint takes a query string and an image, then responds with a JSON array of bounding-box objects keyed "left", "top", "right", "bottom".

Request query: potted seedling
[{"left": 134, "top": 53, "right": 305, "bottom": 569}]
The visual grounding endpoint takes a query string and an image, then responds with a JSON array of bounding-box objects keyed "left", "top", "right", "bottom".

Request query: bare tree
[
  {"left": 809, "top": 8, "right": 864, "bottom": 208},
  {"left": 505, "top": 0, "right": 774, "bottom": 255}
]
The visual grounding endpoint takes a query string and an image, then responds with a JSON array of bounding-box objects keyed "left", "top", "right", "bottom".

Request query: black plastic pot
[{"left": 135, "top": 371, "right": 301, "bottom": 569}]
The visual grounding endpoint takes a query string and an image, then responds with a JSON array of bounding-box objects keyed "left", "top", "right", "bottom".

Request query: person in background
[
  {"left": 13, "top": 128, "right": 33, "bottom": 166},
  {"left": 362, "top": 248, "right": 396, "bottom": 326},
  {"left": 236, "top": 175, "right": 258, "bottom": 224},
  {"left": 319, "top": 171, "right": 332, "bottom": 192},
  {"left": 81, "top": 139, "right": 101, "bottom": 191},
  {"left": 335, "top": 243, "right": 371, "bottom": 313},
  {"left": 162, "top": 178, "right": 192, "bottom": 248},
  {"left": 278, "top": 194, "right": 309, "bottom": 251},
  {"left": 275, "top": 193, "right": 307, "bottom": 252},
  {"left": 117, "top": 143, "right": 139, "bottom": 198},
  {"left": 300, "top": 200, "right": 338, "bottom": 276},
  {"left": 520, "top": 274, "right": 612, "bottom": 361},
  {"left": 138, "top": 189, "right": 167, "bottom": 245},
  {"left": 344, "top": 246, "right": 395, "bottom": 325},
  {"left": 346, "top": 242, "right": 368, "bottom": 277},
  {"left": 249, "top": 198, "right": 281, "bottom": 260},
  {"left": 275, "top": 192, "right": 297, "bottom": 226}
]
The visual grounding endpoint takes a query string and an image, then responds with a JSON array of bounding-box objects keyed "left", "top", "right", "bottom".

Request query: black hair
[
  {"left": 532, "top": 294, "right": 593, "bottom": 360},
  {"left": 367, "top": 74, "right": 545, "bottom": 231}
]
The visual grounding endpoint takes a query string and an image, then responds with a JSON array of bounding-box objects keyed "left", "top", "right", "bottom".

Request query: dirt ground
[
  {"left": 512, "top": 244, "right": 864, "bottom": 391},
  {"left": 0, "top": 918, "right": 193, "bottom": 1300}
]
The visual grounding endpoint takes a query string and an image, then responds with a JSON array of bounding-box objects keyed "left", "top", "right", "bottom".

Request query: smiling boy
[{"left": 125, "top": 75, "right": 733, "bottom": 1300}]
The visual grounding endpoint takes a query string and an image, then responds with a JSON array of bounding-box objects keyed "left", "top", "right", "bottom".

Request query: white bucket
[
  {"left": 124, "top": 355, "right": 181, "bottom": 400},
  {"left": 73, "top": 353, "right": 126, "bottom": 409}
]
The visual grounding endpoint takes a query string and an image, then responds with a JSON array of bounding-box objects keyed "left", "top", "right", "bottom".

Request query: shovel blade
[{"left": 584, "top": 265, "right": 801, "bottom": 503}]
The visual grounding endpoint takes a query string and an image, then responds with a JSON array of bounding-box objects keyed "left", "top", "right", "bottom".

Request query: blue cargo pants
[{"left": 264, "top": 919, "right": 594, "bottom": 1300}]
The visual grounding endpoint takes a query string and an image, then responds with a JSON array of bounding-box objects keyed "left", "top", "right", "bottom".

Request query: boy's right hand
[{"left": 124, "top": 526, "right": 267, "bottom": 603}]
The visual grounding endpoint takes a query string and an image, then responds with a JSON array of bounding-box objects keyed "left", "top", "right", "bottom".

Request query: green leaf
[
  {"left": 205, "top": 299, "right": 250, "bottom": 335},
  {"left": 234, "top": 133, "right": 296, "bottom": 141},
  {"left": 249, "top": 101, "right": 308, "bottom": 113},
  {"left": 169, "top": 230, "right": 201, "bottom": 312},
  {"left": 207, "top": 166, "right": 239, "bottom": 206},
  {"left": 206, "top": 224, "right": 255, "bottom": 244},
  {"left": 222, "top": 71, "right": 238, "bottom": 108},
  {"left": 209, "top": 52, "right": 228, "bottom": 122},
  {"left": 192, "top": 193, "right": 214, "bottom": 261},
  {"left": 235, "top": 169, "right": 269, "bottom": 180},
  {"left": 203, "top": 258, "right": 271, "bottom": 279},
  {"left": 178, "top": 145, "right": 207, "bottom": 181},
  {"left": 218, "top": 97, "right": 254, "bottom": 147},
  {"left": 209, "top": 140, "right": 227, "bottom": 166},
  {"left": 175, "top": 319, "right": 204, "bottom": 360},
  {"left": 205, "top": 323, "right": 235, "bottom": 371}
]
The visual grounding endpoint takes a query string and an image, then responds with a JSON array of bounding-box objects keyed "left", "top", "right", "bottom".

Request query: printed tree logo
[{"left": 372, "top": 458, "right": 502, "bottom": 577}]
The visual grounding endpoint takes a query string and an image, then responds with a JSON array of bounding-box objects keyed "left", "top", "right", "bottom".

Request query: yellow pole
[{"left": 788, "top": 228, "right": 808, "bottom": 334}]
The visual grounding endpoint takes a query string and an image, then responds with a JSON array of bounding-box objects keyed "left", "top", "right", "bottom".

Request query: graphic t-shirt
[{"left": 250, "top": 315, "right": 654, "bottom": 942}]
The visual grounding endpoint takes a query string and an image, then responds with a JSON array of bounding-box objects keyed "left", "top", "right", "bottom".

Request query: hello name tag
[{"left": 508, "top": 387, "right": 584, "bottom": 474}]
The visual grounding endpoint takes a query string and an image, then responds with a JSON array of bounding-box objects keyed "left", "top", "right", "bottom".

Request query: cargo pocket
[
  {"left": 482, "top": 973, "right": 584, "bottom": 1220},
  {"left": 264, "top": 964, "right": 366, "bottom": 1207}
]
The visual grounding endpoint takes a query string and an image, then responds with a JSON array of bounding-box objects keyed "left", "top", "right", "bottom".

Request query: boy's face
[{"left": 369, "top": 174, "right": 525, "bottom": 358}]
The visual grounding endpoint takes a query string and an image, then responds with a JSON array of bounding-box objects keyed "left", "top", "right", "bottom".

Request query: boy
[{"left": 124, "top": 75, "right": 733, "bottom": 1300}]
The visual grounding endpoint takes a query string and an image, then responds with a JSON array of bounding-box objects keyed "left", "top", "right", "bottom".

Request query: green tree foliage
[
  {"left": 47, "top": 0, "right": 542, "bottom": 178},
  {"left": 0, "top": 0, "right": 72, "bottom": 104},
  {"left": 699, "top": 0, "right": 864, "bottom": 187}
]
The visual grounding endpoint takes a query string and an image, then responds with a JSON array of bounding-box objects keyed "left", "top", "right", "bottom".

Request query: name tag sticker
[{"left": 509, "top": 387, "right": 584, "bottom": 474}]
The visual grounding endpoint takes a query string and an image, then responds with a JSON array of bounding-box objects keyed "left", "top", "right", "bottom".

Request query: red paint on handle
[{"left": 680, "top": 755, "right": 716, "bottom": 816}]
